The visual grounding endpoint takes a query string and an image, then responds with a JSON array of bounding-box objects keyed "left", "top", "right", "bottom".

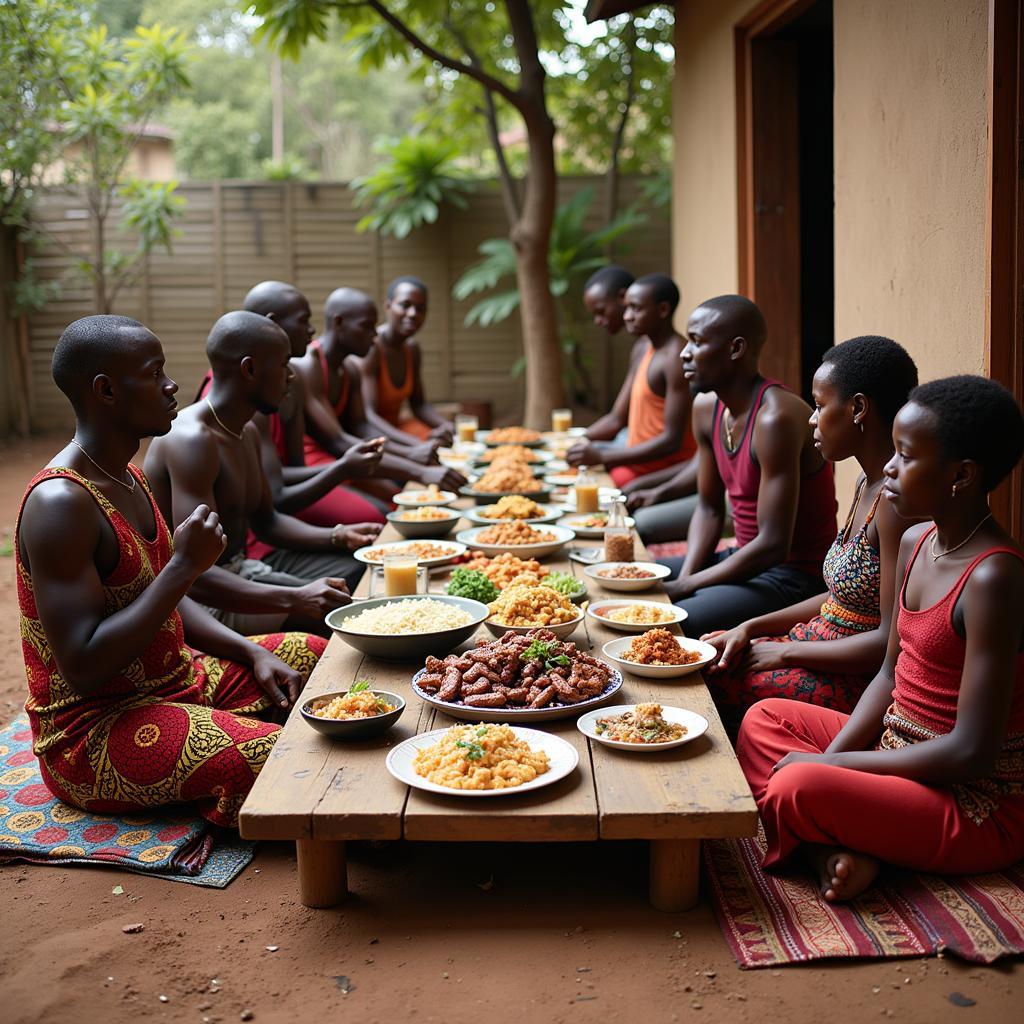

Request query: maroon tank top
[{"left": 712, "top": 378, "right": 836, "bottom": 576}]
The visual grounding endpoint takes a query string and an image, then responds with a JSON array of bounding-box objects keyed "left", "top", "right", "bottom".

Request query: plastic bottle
[{"left": 604, "top": 496, "right": 634, "bottom": 562}]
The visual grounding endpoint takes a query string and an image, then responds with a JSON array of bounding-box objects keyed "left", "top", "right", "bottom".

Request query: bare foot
[{"left": 806, "top": 845, "right": 880, "bottom": 902}]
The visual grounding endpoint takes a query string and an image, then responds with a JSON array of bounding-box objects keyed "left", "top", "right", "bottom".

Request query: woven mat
[
  {"left": 0, "top": 715, "right": 253, "bottom": 887},
  {"left": 705, "top": 829, "right": 1024, "bottom": 967}
]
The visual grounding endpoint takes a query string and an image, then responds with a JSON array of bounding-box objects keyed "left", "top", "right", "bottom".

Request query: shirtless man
[
  {"left": 661, "top": 295, "right": 838, "bottom": 638},
  {"left": 238, "top": 280, "right": 389, "bottom": 523},
  {"left": 294, "top": 287, "right": 467, "bottom": 493},
  {"left": 146, "top": 311, "right": 382, "bottom": 637},
  {"left": 568, "top": 274, "right": 697, "bottom": 492},
  {"left": 16, "top": 315, "right": 325, "bottom": 827},
  {"left": 361, "top": 276, "right": 454, "bottom": 446}
]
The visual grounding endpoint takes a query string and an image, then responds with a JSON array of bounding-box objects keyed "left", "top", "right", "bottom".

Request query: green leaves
[
  {"left": 351, "top": 135, "right": 475, "bottom": 239},
  {"left": 349, "top": 680, "right": 371, "bottom": 693}
]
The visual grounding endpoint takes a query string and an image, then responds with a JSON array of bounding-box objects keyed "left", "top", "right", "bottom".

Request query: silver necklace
[
  {"left": 70, "top": 438, "right": 136, "bottom": 494},
  {"left": 206, "top": 397, "right": 244, "bottom": 440},
  {"left": 930, "top": 513, "right": 993, "bottom": 561}
]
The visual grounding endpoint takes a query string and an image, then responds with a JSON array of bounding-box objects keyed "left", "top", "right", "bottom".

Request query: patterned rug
[
  {"left": 705, "top": 829, "right": 1024, "bottom": 967},
  {"left": 0, "top": 715, "right": 254, "bottom": 887}
]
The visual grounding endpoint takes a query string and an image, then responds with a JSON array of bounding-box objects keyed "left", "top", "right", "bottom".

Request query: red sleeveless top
[
  {"left": 303, "top": 339, "right": 351, "bottom": 464},
  {"left": 712, "top": 379, "right": 837, "bottom": 576},
  {"left": 16, "top": 466, "right": 196, "bottom": 759},
  {"left": 375, "top": 338, "right": 414, "bottom": 426},
  {"left": 894, "top": 527, "right": 1024, "bottom": 735}
]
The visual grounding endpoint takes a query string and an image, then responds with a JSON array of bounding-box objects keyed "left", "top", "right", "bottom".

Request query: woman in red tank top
[{"left": 736, "top": 376, "right": 1024, "bottom": 903}]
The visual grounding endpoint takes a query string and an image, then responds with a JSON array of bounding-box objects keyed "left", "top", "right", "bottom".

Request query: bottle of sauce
[
  {"left": 574, "top": 466, "right": 599, "bottom": 514},
  {"left": 604, "top": 497, "right": 634, "bottom": 562}
]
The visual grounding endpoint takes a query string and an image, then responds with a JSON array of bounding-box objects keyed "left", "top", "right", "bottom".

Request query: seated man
[
  {"left": 361, "top": 276, "right": 454, "bottom": 445},
  {"left": 582, "top": 264, "right": 634, "bottom": 339},
  {"left": 661, "top": 295, "right": 837, "bottom": 639},
  {"left": 235, "top": 280, "right": 388, "bottom": 527},
  {"left": 294, "top": 287, "right": 467, "bottom": 495},
  {"left": 568, "top": 274, "right": 697, "bottom": 494},
  {"left": 16, "top": 314, "right": 325, "bottom": 828},
  {"left": 147, "top": 311, "right": 383, "bottom": 637}
]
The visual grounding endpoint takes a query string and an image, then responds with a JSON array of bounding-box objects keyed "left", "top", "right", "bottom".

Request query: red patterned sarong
[{"left": 16, "top": 467, "right": 326, "bottom": 827}]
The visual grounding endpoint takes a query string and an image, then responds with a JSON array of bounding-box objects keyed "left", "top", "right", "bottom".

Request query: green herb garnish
[
  {"left": 523, "top": 638, "right": 573, "bottom": 673},
  {"left": 349, "top": 680, "right": 371, "bottom": 693},
  {"left": 455, "top": 739, "right": 485, "bottom": 761}
]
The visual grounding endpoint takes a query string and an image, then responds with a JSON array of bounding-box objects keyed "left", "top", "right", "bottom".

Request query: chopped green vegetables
[
  {"left": 455, "top": 739, "right": 485, "bottom": 761},
  {"left": 349, "top": 680, "right": 370, "bottom": 693},
  {"left": 544, "top": 571, "right": 585, "bottom": 597},
  {"left": 446, "top": 568, "right": 500, "bottom": 603},
  {"left": 522, "top": 638, "right": 572, "bottom": 672}
]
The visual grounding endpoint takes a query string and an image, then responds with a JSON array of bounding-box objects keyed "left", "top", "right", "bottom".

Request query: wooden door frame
[
  {"left": 734, "top": 0, "right": 818, "bottom": 296},
  {"left": 986, "top": 0, "right": 1024, "bottom": 542}
]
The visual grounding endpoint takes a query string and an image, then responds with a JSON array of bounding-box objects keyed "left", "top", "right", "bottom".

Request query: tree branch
[{"left": 362, "top": 0, "right": 524, "bottom": 112}]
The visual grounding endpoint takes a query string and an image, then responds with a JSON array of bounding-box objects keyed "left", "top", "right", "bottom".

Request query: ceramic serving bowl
[
  {"left": 600, "top": 636, "right": 717, "bottom": 679},
  {"left": 456, "top": 523, "right": 575, "bottom": 559},
  {"left": 586, "top": 599, "right": 688, "bottom": 634},
  {"left": 583, "top": 561, "right": 671, "bottom": 592},
  {"left": 325, "top": 595, "right": 488, "bottom": 661},
  {"left": 482, "top": 609, "right": 585, "bottom": 641},
  {"left": 386, "top": 508, "right": 462, "bottom": 539},
  {"left": 300, "top": 689, "right": 406, "bottom": 740}
]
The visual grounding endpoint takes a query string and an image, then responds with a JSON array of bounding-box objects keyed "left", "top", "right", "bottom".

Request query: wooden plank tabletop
[{"left": 241, "top": 480, "right": 757, "bottom": 845}]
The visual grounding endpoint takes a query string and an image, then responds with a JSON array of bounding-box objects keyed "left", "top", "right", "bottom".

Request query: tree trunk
[{"left": 513, "top": 111, "right": 563, "bottom": 429}]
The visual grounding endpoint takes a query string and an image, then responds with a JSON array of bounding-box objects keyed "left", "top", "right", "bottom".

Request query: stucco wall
[
  {"left": 672, "top": 0, "right": 991, "bottom": 505},
  {"left": 833, "top": 0, "right": 989, "bottom": 382}
]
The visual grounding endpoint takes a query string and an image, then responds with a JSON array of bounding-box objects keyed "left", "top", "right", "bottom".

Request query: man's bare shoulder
[
  {"left": 149, "top": 406, "right": 221, "bottom": 467},
  {"left": 341, "top": 353, "right": 365, "bottom": 381},
  {"left": 762, "top": 384, "right": 813, "bottom": 423},
  {"left": 20, "top": 475, "right": 102, "bottom": 552}
]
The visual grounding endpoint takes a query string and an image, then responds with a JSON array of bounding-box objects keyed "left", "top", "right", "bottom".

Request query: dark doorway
[{"left": 736, "top": 0, "right": 834, "bottom": 400}]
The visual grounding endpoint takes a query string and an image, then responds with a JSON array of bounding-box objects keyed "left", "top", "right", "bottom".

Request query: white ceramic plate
[
  {"left": 576, "top": 705, "right": 709, "bottom": 752},
  {"left": 354, "top": 538, "right": 467, "bottom": 568},
  {"left": 412, "top": 666, "right": 623, "bottom": 723},
  {"left": 393, "top": 489, "right": 459, "bottom": 508},
  {"left": 386, "top": 726, "right": 579, "bottom": 795},
  {"left": 601, "top": 636, "right": 717, "bottom": 679},
  {"left": 559, "top": 513, "right": 636, "bottom": 540},
  {"left": 477, "top": 430, "right": 546, "bottom": 449},
  {"left": 463, "top": 502, "right": 565, "bottom": 526},
  {"left": 541, "top": 427, "right": 587, "bottom": 441},
  {"left": 456, "top": 524, "right": 575, "bottom": 559},
  {"left": 544, "top": 473, "right": 580, "bottom": 487},
  {"left": 583, "top": 561, "right": 671, "bottom": 592},
  {"left": 586, "top": 599, "right": 688, "bottom": 634}
]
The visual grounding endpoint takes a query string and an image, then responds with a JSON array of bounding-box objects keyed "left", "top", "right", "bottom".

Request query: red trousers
[{"left": 735, "top": 699, "right": 1024, "bottom": 875}]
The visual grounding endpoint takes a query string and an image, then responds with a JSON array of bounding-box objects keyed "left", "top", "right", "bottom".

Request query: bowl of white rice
[{"left": 325, "top": 595, "right": 489, "bottom": 660}]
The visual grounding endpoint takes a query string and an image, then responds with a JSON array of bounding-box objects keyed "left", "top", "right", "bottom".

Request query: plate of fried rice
[
  {"left": 601, "top": 631, "right": 717, "bottom": 678},
  {"left": 386, "top": 723, "right": 578, "bottom": 795},
  {"left": 576, "top": 703, "right": 709, "bottom": 752}
]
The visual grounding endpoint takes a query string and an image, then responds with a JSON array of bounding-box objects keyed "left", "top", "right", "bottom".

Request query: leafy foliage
[{"left": 352, "top": 136, "right": 475, "bottom": 238}]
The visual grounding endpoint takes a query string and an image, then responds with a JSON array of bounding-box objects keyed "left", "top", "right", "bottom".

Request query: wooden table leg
[
  {"left": 296, "top": 839, "right": 348, "bottom": 908},
  {"left": 649, "top": 838, "right": 700, "bottom": 912}
]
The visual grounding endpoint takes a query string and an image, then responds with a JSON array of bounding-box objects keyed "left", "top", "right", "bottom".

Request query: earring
[
  {"left": 859, "top": 421, "right": 865, "bottom": 434},
  {"left": 951, "top": 485, "right": 959, "bottom": 498}
]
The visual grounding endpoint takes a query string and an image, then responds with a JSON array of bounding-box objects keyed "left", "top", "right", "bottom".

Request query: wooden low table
[{"left": 240, "top": 496, "right": 757, "bottom": 911}]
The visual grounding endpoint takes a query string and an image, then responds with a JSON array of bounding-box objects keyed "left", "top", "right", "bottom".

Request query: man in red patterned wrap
[{"left": 15, "top": 315, "right": 326, "bottom": 827}]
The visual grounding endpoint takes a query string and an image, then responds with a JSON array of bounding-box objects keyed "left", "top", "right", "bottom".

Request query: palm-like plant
[
  {"left": 351, "top": 135, "right": 476, "bottom": 238},
  {"left": 453, "top": 186, "right": 645, "bottom": 402}
]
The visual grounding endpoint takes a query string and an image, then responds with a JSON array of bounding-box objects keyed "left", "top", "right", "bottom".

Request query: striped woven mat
[{"left": 705, "top": 829, "right": 1024, "bottom": 967}]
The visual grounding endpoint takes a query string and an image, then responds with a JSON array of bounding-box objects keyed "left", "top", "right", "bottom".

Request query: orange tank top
[
  {"left": 375, "top": 339, "right": 414, "bottom": 426},
  {"left": 15, "top": 466, "right": 196, "bottom": 758},
  {"left": 625, "top": 344, "right": 697, "bottom": 461}
]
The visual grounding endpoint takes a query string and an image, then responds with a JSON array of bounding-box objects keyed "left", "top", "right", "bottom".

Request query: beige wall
[{"left": 672, "top": 0, "right": 991, "bottom": 504}]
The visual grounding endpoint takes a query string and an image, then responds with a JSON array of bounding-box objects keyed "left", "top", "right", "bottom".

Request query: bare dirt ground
[{"left": 0, "top": 434, "right": 1020, "bottom": 1024}]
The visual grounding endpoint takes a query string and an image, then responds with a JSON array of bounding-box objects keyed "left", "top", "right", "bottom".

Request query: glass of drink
[
  {"left": 574, "top": 466, "right": 600, "bottom": 514},
  {"left": 381, "top": 555, "right": 426, "bottom": 597},
  {"left": 455, "top": 413, "right": 478, "bottom": 445},
  {"left": 551, "top": 407, "right": 572, "bottom": 434}
]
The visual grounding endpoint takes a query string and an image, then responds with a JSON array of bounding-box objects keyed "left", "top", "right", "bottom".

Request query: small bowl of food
[
  {"left": 386, "top": 506, "right": 462, "bottom": 538},
  {"left": 326, "top": 595, "right": 489, "bottom": 660},
  {"left": 577, "top": 702, "right": 708, "bottom": 752},
  {"left": 584, "top": 561, "right": 671, "bottom": 592},
  {"left": 301, "top": 682, "right": 406, "bottom": 740},
  {"left": 601, "top": 630, "right": 716, "bottom": 678},
  {"left": 393, "top": 486, "right": 458, "bottom": 508},
  {"left": 541, "top": 569, "right": 588, "bottom": 604},
  {"left": 480, "top": 427, "right": 545, "bottom": 448},
  {"left": 586, "top": 599, "right": 687, "bottom": 634},
  {"left": 483, "top": 584, "right": 584, "bottom": 640}
]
